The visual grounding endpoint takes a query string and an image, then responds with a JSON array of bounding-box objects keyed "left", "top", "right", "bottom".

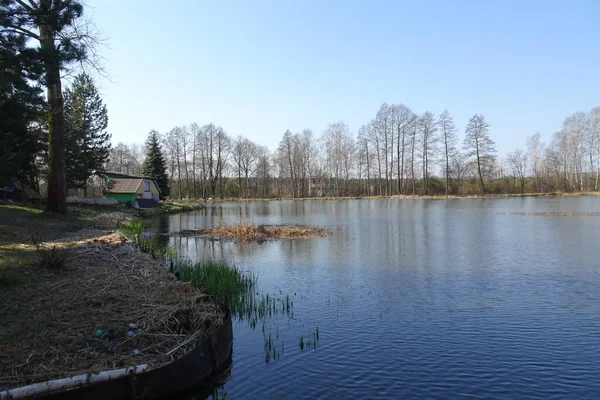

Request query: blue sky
[{"left": 86, "top": 0, "right": 599, "bottom": 155}]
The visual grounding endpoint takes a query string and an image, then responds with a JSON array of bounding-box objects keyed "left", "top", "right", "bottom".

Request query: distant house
[
  {"left": 102, "top": 172, "right": 160, "bottom": 208},
  {"left": 0, "top": 181, "right": 42, "bottom": 202},
  {"left": 308, "top": 176, "right": 329, "bottom": 197}
]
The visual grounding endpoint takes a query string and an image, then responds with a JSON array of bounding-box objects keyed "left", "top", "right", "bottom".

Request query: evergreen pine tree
[
  {"left": 143, "top": 130, "right": 170, "bottom": 198},
  {"left": 0, "top": 30, "right": 45, "bottom": 185},
  {"left": 1, "top": 0, "right": 90, "bottom": 213},
  {"left": 64, "top": 73, "right": 111, "bottom": 193}
]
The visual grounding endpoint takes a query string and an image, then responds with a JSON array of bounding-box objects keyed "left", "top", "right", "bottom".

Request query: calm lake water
[{"left": 151, "top": 197, "right": 600, "bottom": 399}]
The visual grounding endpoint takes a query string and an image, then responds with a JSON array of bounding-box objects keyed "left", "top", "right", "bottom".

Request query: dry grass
[
  {"left": 181, "top": 221, "right": 330, "bottom": 240},
  {"left": 31, "top": 234, "right": 71, "bottom": 270},
  {"left": 0, "top": 207, "right": 223, "bottom": 391},
  {"left": 0, "top": 234, "right": 223, "bottom": 390}
]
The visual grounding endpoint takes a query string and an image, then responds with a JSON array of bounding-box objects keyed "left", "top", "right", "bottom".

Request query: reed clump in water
[
  {"left": 180, "top": 221, "right": 330, "bottom": 240},
  {"left": 173, "top": 260, "right": 256, "bottom": 299},
  {"left": 117, "top": 219, "right": 149, "bottom": 238},
  {"left": 172, "top": 260, "right": 294, "bottom": 324}
]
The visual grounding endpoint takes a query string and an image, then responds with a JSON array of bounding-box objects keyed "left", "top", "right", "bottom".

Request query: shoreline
[
  {"left": 138, "top": 202, "right": 204, "bottom": 217},
  {"left": 190, "top": 191, "right": 600, "bottom": 203}
]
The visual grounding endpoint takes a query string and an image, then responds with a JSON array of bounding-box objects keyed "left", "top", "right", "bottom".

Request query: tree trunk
[
  {"left": 238, "top": 163, "right": 242, "bottom": 199},
  {"left": 398, "top": 125, "right": 404, "bottom": 194},
  {"left": 411, "top": 129, "right": 416, "bottom": 195},
  {"left": 366, "top": 143, "right": 370, "bottom": 196},
  {"left": 375, "top": 137, "right": 382, "bottom": 196},
  {"left": 176, "top": 147, "right": 182, "bottom": 199},
  {"left": 475, "top": 141, "right": 486, "bottom": 194},
  {"left": 183, "top": 147, "right": 190, "bottom": 198},
  {"left": 444, "top": 131, "right": 449, "bottom": 197},
  {"left": 191, "top": 139, "right": 197, "bottom": 198},
  {"left": 422, "top": 134, "right": 428, "bottom": 195},
  {"left": 41, "top": 26, "right": 67, "bottom": 214}
]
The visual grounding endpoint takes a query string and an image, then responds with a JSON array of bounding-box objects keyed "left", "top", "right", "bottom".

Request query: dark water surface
[{"left": 152, "top": 198, "right": 600, "bottom": 399}]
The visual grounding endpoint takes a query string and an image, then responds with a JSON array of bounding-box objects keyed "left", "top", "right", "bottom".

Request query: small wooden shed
[{"left": 103, "top": 172, "right": 161, "bottom": 208}]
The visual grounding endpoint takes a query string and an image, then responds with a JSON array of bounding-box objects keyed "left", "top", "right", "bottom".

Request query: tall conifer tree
[
  {"left": 0, "top": 30, "right": 44, "bottom": 185},
  {"left": 143, "top": 130, "right": 170, "bottom": 198},
  {"left": 64, "top": 73, "right": 110, "bottom": 193}
]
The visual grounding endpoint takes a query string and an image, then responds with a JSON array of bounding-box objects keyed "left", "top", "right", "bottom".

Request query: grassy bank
[{"left": 0, "top": 203, "right": 114, "bottom": 283}]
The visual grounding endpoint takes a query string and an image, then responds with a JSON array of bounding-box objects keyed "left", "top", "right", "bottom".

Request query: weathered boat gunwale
[{"left": 1, "top": 308, "right": 233, "bottom": 400}]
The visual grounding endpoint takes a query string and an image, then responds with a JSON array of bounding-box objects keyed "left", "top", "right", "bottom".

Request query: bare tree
[
  {"left": 591, "top": 107, "right": 600, "bottom": 190},
  {"left": 323, "top": 122, "right": 354, "bottom": 196},
  {"left": 409, "top": 121, "right": 418, "bottom": 194},
  {"left": 463, "top": 114, "right": 496, "bottom": 194},
  {"left": 372, "top": 104, "right": 392, "bottom": 195},
  {"left": 450, "top": 151, "right": 469, "bottom": 194},
  {"left": 526, "top": 133, "right": 544, "bottom": 192},
  {"left": 357, "top": 125, "right": 371, "bottom": 196},
  {"left": 181, "top": 126, "right": 191, "bottom": 197},
  {"left": 197, "top": 124, "right": 230, "bottom": 198},
  {"left": 298, "top": 129, "right": 318, "bottom": 197},
  {"left": 189, "top": 123, "right": 202, "bottom": 198},
  {"left": 278, "top": 130, "right": 297, "bottom": 197},
  {"left": 393, "top": 105, "right": 416, "bottom": 194},
  {"left": 507, "top": 149, "right": 528, "bottom": 193},
  {"left": 562, "top": 112, "right": 587, "bottom": 191},
  {"left": 438, "top": 110, "right": 458, "bottom": 196},
  {"left": 418, "top": 111, "right": 438, "bottom": 195},
  {"left": 254, "top": 145, "right": 271, "bottom": 197},
  {"left": 233, "top": 136, "right": 259, "bottom": 198},
  {"left": 164, "top": 127, "right": 185, "bottom": 198}
]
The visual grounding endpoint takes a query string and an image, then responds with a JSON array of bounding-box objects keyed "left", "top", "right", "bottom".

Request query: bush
[
  {"left": 32, "top": 235, "right": 70, "bottom": 270},
  {"left": 117, "top": 219, "right": 148, "bottom": 238}
]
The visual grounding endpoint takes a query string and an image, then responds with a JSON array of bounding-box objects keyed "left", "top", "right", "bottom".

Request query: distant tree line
[
  {"left": 3, "top": 3, "right": 599, "bottom": 204},
  {"left": 108, "top": 105, "right": 598, "bottom": 200}
]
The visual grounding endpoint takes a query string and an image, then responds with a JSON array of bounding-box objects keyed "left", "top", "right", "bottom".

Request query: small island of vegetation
[{"left": 180, "top": 222, "right": 331, "bottom": 240}]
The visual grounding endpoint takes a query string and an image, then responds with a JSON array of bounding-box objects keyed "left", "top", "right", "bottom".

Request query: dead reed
[{"left": 180, "top": 221, "right": 330, "bottom": 240}]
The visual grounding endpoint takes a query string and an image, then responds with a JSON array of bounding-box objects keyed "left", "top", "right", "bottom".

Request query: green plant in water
[
  {"left": 299, "top": 327, "right": 320, "bottom": 350},
  {"left": 138, "top": 238, "right": 177, "bottom": 259},
  {"left": 118, "top": 220, "right": 176, "bottom": 259},
  {"left": 263, "top": 331, "right": 284, "bottom": 363},
  {"left": 117, "top": 219, "right": 149, "bottom": 238},
  {"left": 212, "top": 389, "right": 228, "bottom": 400},
  {"left": 172, "top": 259, "right": 256, "bottom": 300}
]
